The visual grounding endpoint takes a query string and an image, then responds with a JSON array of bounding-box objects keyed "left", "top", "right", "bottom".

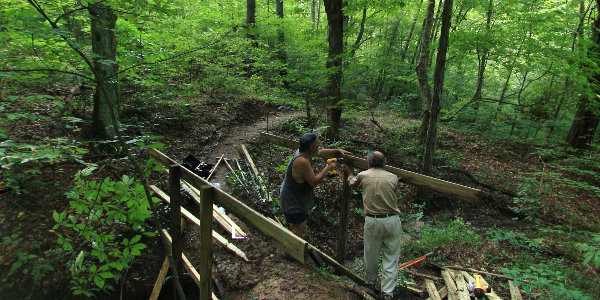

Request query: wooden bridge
[{"left": 145, "top": 133, "right": 524, "bottom": 299}]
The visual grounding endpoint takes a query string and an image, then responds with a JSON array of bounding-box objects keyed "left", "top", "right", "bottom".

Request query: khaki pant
[{"left": 364, "top": 215, "right": 402, "bottom": 295}]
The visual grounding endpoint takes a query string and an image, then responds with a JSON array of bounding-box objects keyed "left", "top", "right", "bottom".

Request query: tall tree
[
  {"left": 89, "top": 3, "right": 119, "bottom": 137},
  {"left": 566, "top": 0, "right": 600, "bottom": 149},
  {"left": 402, "top": 0, "right": 424, "bottom": 61},
  {"left": 416, "top": 0, "right": 436, "bottom": 144},
  {"left": 470, "top": 0, "right": 493, "bottom": 117},
  {"left": 422, "top": 0, "right": 453, "bottom": 175},
  {"left": 246, "top": 0, "right": 256, "bottom": 40},
  {"left": 323, "top": 0, "right": 344, "bottom": 138}
]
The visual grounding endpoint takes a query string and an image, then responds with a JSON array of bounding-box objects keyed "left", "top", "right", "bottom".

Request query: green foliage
[
  {"left": 577, "top": 233, "right": 600, "bottom": 267},
  {"left": 404, "top": 217, "right": 482, "bottom": 255},
  {"left": 486, "top": 229, "right": 545, "bottom": 252},
  {"left": 0, "top": 138, "right": 88, "bottom": 195},
  {"left": 503, "top": 259, "right": 595, "bottom": 300},
  {"left": 52, "top": 169, "right": 157, "bottom": 296},
  {"left": 511, "top": 176, "right": 545, "bottom": 222}
]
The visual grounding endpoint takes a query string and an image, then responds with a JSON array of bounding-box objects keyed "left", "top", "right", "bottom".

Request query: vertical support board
[
  {"left": 336, "top": 171, "right": 352, "bottom": 263},
  {"left": 169, "top": 164, "right": 182, "bottom": 298},
  {"left": 199, "top": 186, "right": 214, "bottom": 300},
  {"left": 149, "top": 257, "right": 169, "bottom": 300}
]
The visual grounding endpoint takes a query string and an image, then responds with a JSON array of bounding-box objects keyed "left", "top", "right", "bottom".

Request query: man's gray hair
[{"left": 367, "top": 151, "right": 386, "bottom": 168}]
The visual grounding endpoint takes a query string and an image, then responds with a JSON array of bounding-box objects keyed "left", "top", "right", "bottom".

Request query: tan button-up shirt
[{"left": 348, "top": 168, "right": 401, "bottom": 215}]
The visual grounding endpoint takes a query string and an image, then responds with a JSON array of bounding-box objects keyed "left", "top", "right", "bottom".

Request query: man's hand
[{"left": 343, "top": 165, "right": 353, "bottom": 176}]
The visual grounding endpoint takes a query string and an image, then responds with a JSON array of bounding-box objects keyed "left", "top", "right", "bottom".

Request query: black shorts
[{"left": 284, "top": 211, "right": 307, "bottom": 225}]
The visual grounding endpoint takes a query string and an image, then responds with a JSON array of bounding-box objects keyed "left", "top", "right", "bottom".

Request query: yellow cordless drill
[
  {"left": 326, "top": 158, "right": 338, "bottom": 177},
  {"left": 469, "top": 274, "right": 492, "bottom": 299}
]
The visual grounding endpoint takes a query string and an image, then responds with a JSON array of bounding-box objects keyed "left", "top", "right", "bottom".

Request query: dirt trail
[
  {"left": 198, "top": 110, "right": 298, "bottom": 185},
  {"left": 175, "top": 110, "right": 371, "bottom": 300}
]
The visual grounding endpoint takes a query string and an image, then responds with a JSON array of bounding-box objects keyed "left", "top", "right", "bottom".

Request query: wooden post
[
  {"left": 169, "top": 164, "right": 183, "bottom": 299},
  {"left": 336, "top": 171, "right": 352, "bottom": 263},
  {"left": 199, "top": 185, "right": 214, "bottom": 299}
]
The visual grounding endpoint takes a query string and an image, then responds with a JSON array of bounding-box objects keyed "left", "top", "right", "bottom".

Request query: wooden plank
[
  {"left": 425, "top": 279, "right": 442, "bottom": 300},
  {"left": 454, "top": 272, "right": 471, "bottom": 300},
  {"left": 258, "top": 132, "right": 483, "bottom": 203},
  {"left": 199, "top": 186, "right": 213, "bottom": 300},
  {"left": 206, "top": 154, "right": 224, "bottom": 181},
  {"left": 180, "top": 179, "right": 246, "bottom": 237},
  {"left": 441, "top": 269, "right": 460, "bottom": 300},
  {"left": 161, "top": 229, "right": 219, "bottom": 300},
  {"left": 258, "top": 131, "right": 299, "bottom": 149},
  {"left": 169, "top": 165, "right": 183, "bottom": 298},
  {"left": 508, "top": 281, "right": 522, "bottom": 300},
  {"left": 150, "top": 185, "right": 249, "bottom": 262},
  {"left": 241, "top": 144, "right": 271, "bottom": 202},
  {"left": 149, "top": 148, "right": 307, "bottom": 263},
  {"left": 149, "top": 257, "right": 169, "bottom": 300},
  {"left": 427, "top": 286, "right": 448, "bottom": 300},
  {"left": 214, "top": 189, "right": 306, "bottom": 263},
  {"left": 336, "top": 171, "right": 352, "bottom": 263}
]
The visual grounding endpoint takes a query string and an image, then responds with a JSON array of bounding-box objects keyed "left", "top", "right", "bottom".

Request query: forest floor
[{"left": 1, "top": 87, "right": 599, "bottom": 299}]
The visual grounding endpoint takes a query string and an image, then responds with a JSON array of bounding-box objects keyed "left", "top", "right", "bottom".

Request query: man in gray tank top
[{"left": 279, "top": 132, "right": 350, "bottom": 238}]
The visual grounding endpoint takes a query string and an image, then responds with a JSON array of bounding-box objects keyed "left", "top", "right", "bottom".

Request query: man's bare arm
[
  {"left": 316, "top": 148, "right": 351, "bottom": 158},
  {"left": 298, "top": 157, "right": 335, "bottom": 187}
]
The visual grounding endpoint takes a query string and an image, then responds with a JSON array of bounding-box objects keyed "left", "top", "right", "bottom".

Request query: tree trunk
[
  {"left": 427, "top": 0, "right": 444, "bottom": 67},
  {"left": 246, "top": 0, "right": 256, "bottom": 41},
  {"left": 492, "top": 62, "right": 515, "bottom": 120},
  {"left": 470, "top": 0, "right": 493, "bottom": 118},
  {"left": 311, "top": 1, "right": 316, "bottom": 29},
  {"left": 324, "top": 0, "right": 344, "bottom": 138},
  {"left": 416, "top": 0, "right": 436, "bottom": 144},
  {"left": 317, "top": 0, "right": 321, "bottom": 30},
  {"left": 422, "top": 0, "right": 453, "bottom": 176},
  {"left": 276, "top": 0, "right": 287, "bottom": 84},
  {"left": 89, "top": 3, "right": 119, "bottom": 138},
  {"left": 550, "top": 1, "right": 587, "bottom": 136},
  {"left": 402, "top": 0, "right": 424, "bottom": 61}
]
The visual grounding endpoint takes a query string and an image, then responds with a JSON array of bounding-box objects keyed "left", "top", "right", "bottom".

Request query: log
[
  {"left": 425, "top": 279, "right": 442, "bottom": 300},
  {"left": 258, "top": 132, "right": 482, "bottom": 202},
  {"left": 508, "top": 281, "right": 523, "bottom": 300},
  {"left": 149, "top": 148, "right": 307, "bottom": 263},
  {"left": 150, "top": 185, "right": 249, "bottom": 261}
]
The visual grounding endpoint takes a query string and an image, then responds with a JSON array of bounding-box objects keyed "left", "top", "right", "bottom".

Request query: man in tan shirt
[{"left": 344, "top": 151, "right": 401, "bottom": 299}]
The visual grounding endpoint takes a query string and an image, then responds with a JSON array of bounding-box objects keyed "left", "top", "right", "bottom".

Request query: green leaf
[
  {"left": 130, "top": 234, "right": 141, "bottom": 244},
  {"left": 94, "top": 275, "right": 105, "bottom": 289}
]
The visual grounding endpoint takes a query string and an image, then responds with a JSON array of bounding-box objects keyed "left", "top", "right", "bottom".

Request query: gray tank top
[{"left": 279, "top": 153, "right": 314, "bottom": 214}]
